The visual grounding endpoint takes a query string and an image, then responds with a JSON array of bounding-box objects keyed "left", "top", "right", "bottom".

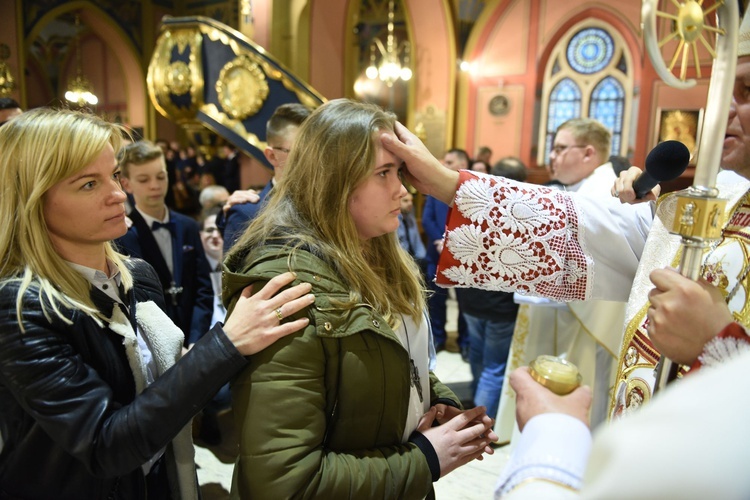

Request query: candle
[{"left": 529, "top": 355, "right": 582, "bottom": 395}]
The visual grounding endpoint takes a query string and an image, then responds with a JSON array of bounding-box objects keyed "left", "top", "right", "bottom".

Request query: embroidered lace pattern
[
  {"left": 439, "top": 175, "right": 590, "bottom": 301},
  {"left": 698, "top": 334, "right": 750, "bottom": 368}
]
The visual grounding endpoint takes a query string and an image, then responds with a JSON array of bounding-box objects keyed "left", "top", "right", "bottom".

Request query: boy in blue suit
[
  {"left": 115, "top": 141, "right": 213, "bottom": 348},
  {"left": 221, "top": 103, "right": 311, "bottom": 252},
  {"left": 422, "top": 148, "right": 470, "bottom": 357}
]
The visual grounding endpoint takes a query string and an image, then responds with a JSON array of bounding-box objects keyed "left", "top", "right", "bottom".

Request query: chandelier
[
  {"left": 365, "top": 0, "right": 412, "bottom": 87},
  {"left": 65, "top": 14, "right": 98, "bottom": 106}
]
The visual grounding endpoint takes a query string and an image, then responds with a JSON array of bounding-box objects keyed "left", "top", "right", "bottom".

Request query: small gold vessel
[{"left": 529, "top": 355, "right": 582, "bottom": 395}]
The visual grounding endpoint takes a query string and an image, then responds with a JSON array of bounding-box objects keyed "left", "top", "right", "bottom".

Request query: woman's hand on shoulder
[
  {"left": 223, "top": 189, "right": 260, "bottom": 214},
  {"left": 223, "top": 272, "right": 315, "bottom": 356}
]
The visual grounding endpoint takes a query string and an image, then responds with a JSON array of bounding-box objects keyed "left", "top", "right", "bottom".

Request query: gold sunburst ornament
[
  {"left": 659, "top": 0, "right": 724, "bottom": 80},
  {"left": 216, "top": 55, "right": 269, "bottom": 120},
  {"left": 166, "top": 61, "right": 192, "bottom": 95},
  {"left": 643, "top": 0, "right": 726, "bottom": 87}
]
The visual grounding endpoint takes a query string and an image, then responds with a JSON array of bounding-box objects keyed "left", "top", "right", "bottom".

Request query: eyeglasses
[
  {"left": 271, "top": 146, "right": 290, "bottom": 154},
  {"left": 550, "top": 144, "right": 587, "bottom": 155}
]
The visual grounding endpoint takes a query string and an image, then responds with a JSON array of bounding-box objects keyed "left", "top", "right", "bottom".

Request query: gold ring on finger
[{"left": 275, "top": 308, "right": 284, "bottom": 321}]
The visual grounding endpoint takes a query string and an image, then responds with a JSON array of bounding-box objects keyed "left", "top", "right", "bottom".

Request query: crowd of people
[{"left": 2, "top": 7, "right": 750, "bottom": 499}]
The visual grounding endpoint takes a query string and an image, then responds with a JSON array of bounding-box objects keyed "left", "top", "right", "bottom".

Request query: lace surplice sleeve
[{"left": 435, "top": 171, "right": 654, "bottom": 303}]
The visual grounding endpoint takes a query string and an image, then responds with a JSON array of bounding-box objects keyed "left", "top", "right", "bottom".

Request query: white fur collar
[
  {"left": 106, "top": 301, "right": 197, "bottom": 499},
  {"left": 107, "top": 301, "right": 184, "bottom": 391}
]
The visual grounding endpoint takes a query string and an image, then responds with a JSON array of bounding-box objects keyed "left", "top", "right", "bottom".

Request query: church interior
[
  {"left": 0, "top": 0, "right": 730, "bottom": 191},
  {"left": 0, "top": 0, "right": 744, "bottom": 498}
]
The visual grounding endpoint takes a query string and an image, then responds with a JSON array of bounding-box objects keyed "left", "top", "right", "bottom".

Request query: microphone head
[{"left": 645, "top": 140, "right": 690, "bottom": 181}]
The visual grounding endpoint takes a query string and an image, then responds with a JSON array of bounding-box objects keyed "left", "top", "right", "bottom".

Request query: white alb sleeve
[{"left": 495, "top": 413, "right": 592, "bottom": 498}]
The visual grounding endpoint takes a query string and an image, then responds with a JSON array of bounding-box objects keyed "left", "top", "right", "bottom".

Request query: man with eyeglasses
[
  {"left": 548, "top": 118, "right": 613, "bottom": 188},
  {"left": 221, "top": 103, "right": 312, "bottom": 252},
  {"left": 495, "top": 118, "right": 626, "bottom": 445}
]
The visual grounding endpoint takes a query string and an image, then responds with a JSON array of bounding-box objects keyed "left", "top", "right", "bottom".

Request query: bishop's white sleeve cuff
[{"left": 495, "top": 413, "right": 592, "bottom": 498}]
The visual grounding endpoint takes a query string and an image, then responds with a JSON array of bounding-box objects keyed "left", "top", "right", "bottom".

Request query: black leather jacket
[{"left": 0, "top": 259, "right": 248, "bottom": 499}]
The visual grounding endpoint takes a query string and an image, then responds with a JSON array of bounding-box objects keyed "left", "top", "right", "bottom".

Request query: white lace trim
[
  {"left": 441, "top": 176, "right": 590, "bottom": 301},
  {"left": 698, "top": 334, "right": 750, "bottom": 368}
]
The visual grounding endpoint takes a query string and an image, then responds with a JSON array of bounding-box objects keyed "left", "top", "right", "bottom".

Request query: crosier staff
[{"left": 642, "top": 0, "right": 739, "bottom": 391}]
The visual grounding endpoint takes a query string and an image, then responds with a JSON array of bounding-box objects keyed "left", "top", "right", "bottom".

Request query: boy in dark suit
[
  {"left": 221, "top": 103, "right": 312, "bottom": 252},
  {"left": 115, "top": 141, "right": 213, "bottom": 348}
]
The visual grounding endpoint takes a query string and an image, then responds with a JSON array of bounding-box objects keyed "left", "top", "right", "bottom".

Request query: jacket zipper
[{"left": 323, "top": 399, "right": 338, "bottom": 446}]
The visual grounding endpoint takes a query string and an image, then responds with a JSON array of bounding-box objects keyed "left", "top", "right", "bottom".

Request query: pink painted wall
[
  {"left": 539, "top": 1, "right": 641, "bottom": 49},
  {"left": 251, "top": 0, "right": 271, "bottom": 50},
  {"left": 80, "top": 9, "right": 146, "bottom": 130},
  {"left": 240, "top": 153, "right": 273, "bottom": 190},
  {"left": 309, "top": 0, "right": 348, "bottom": 98},
  {"left": 406, "top": 0, "right": 453, "bottom": 121},
  {"left": 476, "top": 1, "right": 530, "bottom": 77},
  {"left": 459, "top": 0, "right": 709, "bottom": 175},
  {"left": 462, "top": 0, "right": 533, "bottom": 165}
]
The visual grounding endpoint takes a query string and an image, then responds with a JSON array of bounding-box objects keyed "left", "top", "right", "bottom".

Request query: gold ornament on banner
[{"left": 216, "top": 54, "right": 269, "bottom": 120}]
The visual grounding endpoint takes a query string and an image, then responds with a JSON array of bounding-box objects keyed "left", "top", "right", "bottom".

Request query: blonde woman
[
  {"left": 0, "top": 108, "right": 314, "bottom": 499},
  {"left": 224, "top": 99, "right": 496, "bottom": 499}
]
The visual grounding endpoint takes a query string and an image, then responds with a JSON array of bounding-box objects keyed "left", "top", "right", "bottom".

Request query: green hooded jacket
[{"left": 223, "top": 244, "right": 460, "bottom": 499}]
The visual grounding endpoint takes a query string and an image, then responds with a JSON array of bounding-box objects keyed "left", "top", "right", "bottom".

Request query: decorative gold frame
[
  {"left": 488, "top": 94, "right": 510, "bottom": 117},
  {"left": 216, "top": 54, "right": 269, "bottom": 120},
  {"left": 147, "top": 16, "right": 325, "bottom": 161},
  {"left": 147, "top": 28, "right": 204, "bottom": 125},
  {"left": 653, "top": 108, "right": 704, "bottom": 165}
]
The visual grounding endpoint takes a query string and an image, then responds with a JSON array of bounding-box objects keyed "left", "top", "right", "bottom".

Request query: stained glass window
[
  {"left": 567, "top": 28, "right": 614, "bottom": 74},
  {"left": 546, "top": 79, "right": 582, "bottom": 160},
  {"left": 538, "top": 21, "right": 632, "bottom": 166},
  {"left": 590, "top": 76, "right": 625, "bottom": 156}
]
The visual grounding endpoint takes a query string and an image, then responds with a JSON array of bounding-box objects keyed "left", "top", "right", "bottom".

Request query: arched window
[
  {"left": 590, "top": 76, "right": 625, "bottom": 157},
  {"left": 546, "top": 78, "right": 582, "bottom": 159},
  {"left": 537, "top": 21, "right": 633, "bottom": 165}
]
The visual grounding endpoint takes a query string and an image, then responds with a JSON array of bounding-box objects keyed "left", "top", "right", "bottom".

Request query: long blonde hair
[
  {"left": 227, "top": 99, "right": 425, "bottom": 326},
  {"left": 0, "top": 108, "right": 132, "bottom": 327}
]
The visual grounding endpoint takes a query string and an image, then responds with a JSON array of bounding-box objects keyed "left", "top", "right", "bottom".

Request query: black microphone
[{"left": 633, "top": 140, "right": 691, "bottom": 198}]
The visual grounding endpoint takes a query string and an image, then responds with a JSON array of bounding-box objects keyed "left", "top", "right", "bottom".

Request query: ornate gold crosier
[{"left": 642, "top": 0, "right": 739, "bottom": 391}]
